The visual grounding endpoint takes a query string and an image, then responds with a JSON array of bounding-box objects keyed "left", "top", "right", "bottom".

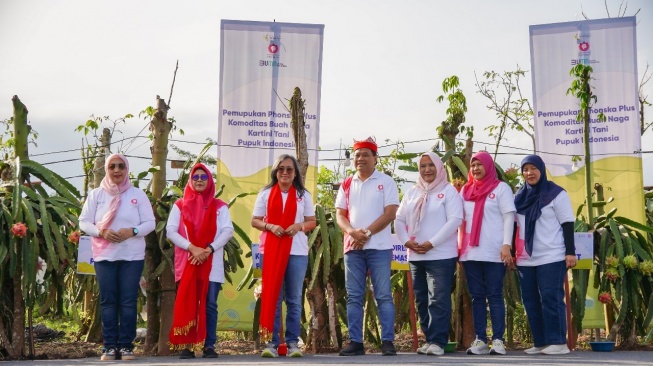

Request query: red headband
[{"left": 353, "top": 141, "right": 377, "bottom": 153}]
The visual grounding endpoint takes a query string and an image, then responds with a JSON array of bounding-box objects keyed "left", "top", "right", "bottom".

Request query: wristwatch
[
  {"left": 364, "top": 229, "right": 372, "bottom": 237},
  {"left": 132, "top": 227, "right": 138, "bottom": 236}
]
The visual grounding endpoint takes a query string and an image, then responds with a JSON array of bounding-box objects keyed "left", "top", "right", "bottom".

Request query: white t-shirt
[
  {"left": 79, "top": 186, "right": 156, "bottom": 261},
  {"left": 252, "top": 188, "right": 315, "bottom": 256},
  {"left": 395, "top": 184, "right": 463, "bottom": 261},
  {"left": 167, "top": 204, "right": 234, "bottom": 283},
  {"left": 459, "top": 182, "right": 516, "bottom": 263},
  {"left": 516, "top": 190, "right": 574, "bottom": 267},
  {"left": 335, "top": 170, "right": 400, "bottom": 251}
]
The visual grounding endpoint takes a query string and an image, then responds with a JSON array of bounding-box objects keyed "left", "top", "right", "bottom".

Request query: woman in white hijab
[{"left": 395, "top": 152, "right": 463, "bottom": 356}]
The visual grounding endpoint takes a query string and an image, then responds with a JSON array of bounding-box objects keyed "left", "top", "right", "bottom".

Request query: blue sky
[{"left": 1, "top": 0, "right": 652, "bottom": 187}]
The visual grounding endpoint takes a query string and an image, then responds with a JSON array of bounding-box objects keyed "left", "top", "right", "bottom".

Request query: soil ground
[{"left": 4, "top": 330, "right": 650, "bottom": 361}]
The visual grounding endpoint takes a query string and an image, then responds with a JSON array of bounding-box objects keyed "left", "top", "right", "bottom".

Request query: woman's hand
[
  {"left": 284, "top": 223, "right": 303, "bottom": 237},
  {"left": 417, "top": 241, "right": 434, "bottom": 254},
  {"left": 101, "top": 229, "right": 122, "bottom": 243},
  {"left": 404, "top": 240, "right": 419, "bottom": 252},
  {"left": 190, "top": 247, "right": 213, "bottom": 265},
  {"left": 565, "top": 255, "right": 577, "bottom": 269},
  {"left": 268, "top": 224, "right": 284, "bottom": 238},
  {"left": 500, "top": 244, "right": 513, "bottom": 266},
  {"left": 188, "top": 244, "right": 208, "bottom": 265},
  {"left": 116, "top": 228, "right": 135, "bottom": 241}
]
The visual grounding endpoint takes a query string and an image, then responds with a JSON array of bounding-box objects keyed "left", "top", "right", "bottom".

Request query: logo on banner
[
  {"left": 572, "top": 32, "right": 598, "bottom": 65},
  {"left": 260, "top": 34, "right": 288, "bottom": 68}
]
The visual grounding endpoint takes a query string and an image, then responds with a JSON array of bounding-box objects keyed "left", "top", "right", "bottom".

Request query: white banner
[
  {"left": 215, "top": 20, "right": 324, "bottom": 332},
  {"left": 529, "top": 17, "right": 645, "bottom": 227},
  {"left": 530, "top": 17, "right": 639, "bottom": 174},
  {"left": 77, "top": 235, "right": 95, "bottom": 275},
  {"left": 218, "top": 20, "right": 323, "bottom": 178}
]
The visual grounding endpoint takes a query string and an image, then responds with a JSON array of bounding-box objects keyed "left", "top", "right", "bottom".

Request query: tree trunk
[
  {"left": 12, "top": 95, "right": 29, "bottom": 160},
  {"left": 85, "top": 291, "right": 103, "bottom": 342},
  {"left": 326, "top": 282, "right": 338, "bottom": 347},
  {"left": 289, "top": 87, "right": 309, "bottom": 181},
  {"left": 148, "top": 95, "right": 174, "bottom": 355},
  {"left": 0, "top": 96, "right": 30, "bottom": 358},
  {"left": 84, "top": 128, "right": 111, "bottom": 342},
  {"left": 454, "top": 265, "right": 475, "bottom": 348}
]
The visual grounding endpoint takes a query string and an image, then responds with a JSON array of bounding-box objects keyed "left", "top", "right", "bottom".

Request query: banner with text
[
  {"left": 216, "top": 20, "right": 324, "bottom": 331},
  {"left": 530, "top": 17, "right": 645, "bottom": 233}
]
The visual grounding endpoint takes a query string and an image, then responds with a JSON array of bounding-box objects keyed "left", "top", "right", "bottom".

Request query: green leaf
[
  {"left": 614, "top": 216, "right": 653, "bottom": 234},
  {"left": 236, "top": 266, "right": 254, "bottom": 291},
  {"left": 451, "top": 155, "right": 468, "bottom": 177},
  {"left": 21, "top": 159, "right": 81, "bottom": 201},
  {"left": 397, "top": 165, "right": 418, "bottom": 172},
  {"left": 20, "top": 198, "right": 38, "bottom": 234},
  {"left": 232, "top": 222, "right": 252, "bottom": 247},
  {"left": 395, "top": 152, "right": 419, "bottom": 160}
]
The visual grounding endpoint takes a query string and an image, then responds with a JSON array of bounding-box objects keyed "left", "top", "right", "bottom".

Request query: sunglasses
[
  {"left": 108, "top": 163, "right": 126, "bottom": 170},
  {"left": 277, "top": 167, "right": 295, "bottom": 173},
  {"left": 192, "top": 174, "right": 209, "bottom": 181}
]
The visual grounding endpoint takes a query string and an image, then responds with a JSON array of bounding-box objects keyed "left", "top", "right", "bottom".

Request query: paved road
[{"left": 5, "top": 351, "right": 651, "bottom": 365}]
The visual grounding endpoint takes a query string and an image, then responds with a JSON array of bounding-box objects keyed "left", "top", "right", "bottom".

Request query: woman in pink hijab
[
  {"left": 459, "top": 151, "right": 515, "bottom": 356},
  {"left": 79, "top": 154, "right": 155, "bottom": 361},
  {"left": 395, "top": 152, "right": 463, "bottom": 356}
]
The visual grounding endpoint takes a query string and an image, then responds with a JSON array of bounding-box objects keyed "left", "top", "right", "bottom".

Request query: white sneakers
[
  {"left": 490, "top": 339, "right": 506, "bottom": 355},
  {"left": 466, "top": 338, "right": 506, "bottom": 355},
  {"left": 287, "top": 343, "right": 303, "bottom": 358},
  {"left": 524, "top": 344, "right": 570, "bottom": 354},
  {"left": 416, "top": 343, "right": 444, "bottom": 356},
  {"left": 466, "top": 337, "right": 490, "bottom": 355},
  {"left": 426, "top": 344, "right": 444, "bottom": 356},
  {"left": 524, "top": 346, "right": 544, "bottom": 354},
  {"left": 541, "top": 344, "right": 570, "bottom": 354}
]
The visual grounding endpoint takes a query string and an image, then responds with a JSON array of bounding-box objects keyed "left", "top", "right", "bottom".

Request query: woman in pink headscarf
[
  {"left": 395, "top": 152, "right": 463, "bottom": 356},
  {"left": 79, "top": 153, "right": 155, "bottom": 361},
  {"left": 459, "top": 151, "right": 515, "bottom": 356}
]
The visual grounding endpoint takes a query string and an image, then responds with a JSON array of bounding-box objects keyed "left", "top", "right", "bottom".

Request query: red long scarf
[
  {"left": 259, "top": 184, "right": 297, "bottom": 340},
  {"left": 169, "top": 163, "right": 223, "bottom": 351},
  {"left": 461, "top": 151, "right": 500, "bottom": 247}
]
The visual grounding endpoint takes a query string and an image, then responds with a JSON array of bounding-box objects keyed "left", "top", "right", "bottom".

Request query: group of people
[
  {"left": 333, "top": 138, "right": 576, "bottom": 357},
  {"left": 79, "top": 137, "right": 576, "bottom": 361},
  {"left": 80, "top": 155, "right": 235, "bottom": 361},
  {"left": 395, "top": 149, "right": 576, "bottom": 356}
]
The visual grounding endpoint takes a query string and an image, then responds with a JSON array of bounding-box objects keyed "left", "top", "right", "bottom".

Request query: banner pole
[
  {"left": 564, "top": 272, "right": 575, "bottom": 350},
  {"left": 406, "top": 272, "right": 418, "bottom": 352}
]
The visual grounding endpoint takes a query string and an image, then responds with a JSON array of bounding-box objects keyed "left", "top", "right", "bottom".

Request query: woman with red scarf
[
  {"left": 459, "top": 151, "right": 515, "bottom": 356},
  {"left": 251, "top": 154, "right": 316, "bottom": 358},
  {"left": 167, "top": 163, "right": 234, "bottom": 358}
]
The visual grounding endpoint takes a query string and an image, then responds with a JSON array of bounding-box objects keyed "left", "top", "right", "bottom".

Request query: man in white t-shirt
[{"left": 335, "top": 137, "right": 400, "bottom": 357}]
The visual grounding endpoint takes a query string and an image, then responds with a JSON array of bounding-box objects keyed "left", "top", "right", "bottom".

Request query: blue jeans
[
  {"left": 518, "top": 260, "right": 568, "bottom": 346},
  {"left": 94, "top": 260, "right": 144, "bottom": 350},
  {"left": 205, "top": 281, "right": 222, "bottom": 349},
  {"left": 344, "top": 249, "right": 395, "bottom": 343},
  {"left": 410, "top": 257, "right": 457, "bottom": 348},
  {"left": 261, "top": 254, "right": 308, "bottom": 345},
  {"left": 462, "top": 261, "right": 506, "bottom": 342}
]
